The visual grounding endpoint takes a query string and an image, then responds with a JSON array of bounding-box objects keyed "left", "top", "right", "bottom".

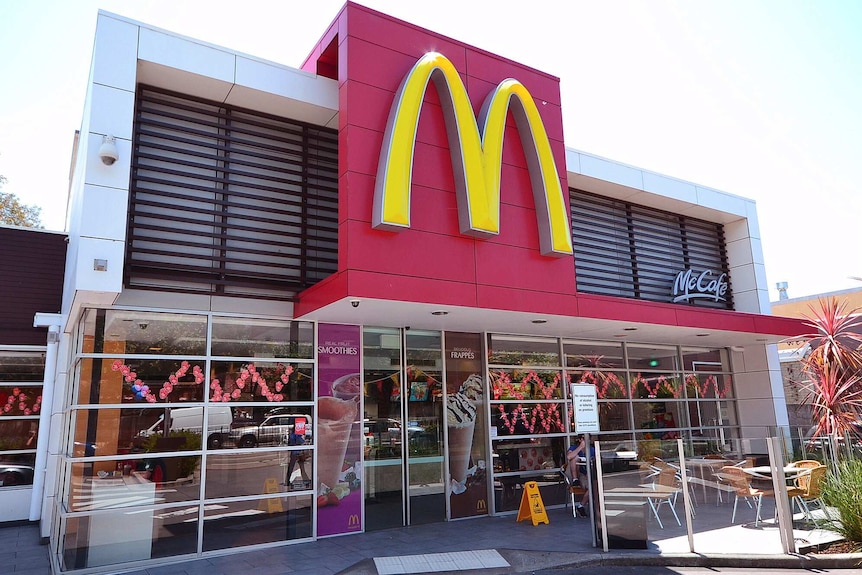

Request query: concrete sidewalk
[{"left": 4, "top": 507, "right": 861, "bottom": 575}]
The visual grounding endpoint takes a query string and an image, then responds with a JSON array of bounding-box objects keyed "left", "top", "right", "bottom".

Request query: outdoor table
[
  {"left": 684, "top": 458, "right": 736, "bottom": 503},
  {"left": 604, "top": 487, "right": 681, "bottom": 529},
  {"left": 741, "top": 465, "right": 806, "bottom": 481}
]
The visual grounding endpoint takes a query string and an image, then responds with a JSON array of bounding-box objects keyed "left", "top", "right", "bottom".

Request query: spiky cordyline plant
[{"left": 793, "top": 298, "right": 862, "bottom": 467}]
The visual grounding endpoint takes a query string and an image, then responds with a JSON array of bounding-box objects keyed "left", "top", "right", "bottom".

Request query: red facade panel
[{"left": 294, "top": 3, "right": 806, "bottom": 341}]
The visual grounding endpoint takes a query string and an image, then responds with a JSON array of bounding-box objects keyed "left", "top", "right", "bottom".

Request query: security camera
[
  {"left": 350, "top": 299, "right": 360, "bottom": 308},
  {"left": 404, "top": 326, "right": 411, "bottom": 331},
  {"left": 138, "top": 322, "right": 148, "bottom": 330},
  {"left": 98, "top": 135, "right": 119, "bottom": 166}
]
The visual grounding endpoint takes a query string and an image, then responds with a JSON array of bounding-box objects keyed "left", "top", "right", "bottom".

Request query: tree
[
  {"left": 0, "top": 175, "right": 43, "bottom": 228},
  {"left": 792, "top": 297, "right": 862, "bottom": 468}
]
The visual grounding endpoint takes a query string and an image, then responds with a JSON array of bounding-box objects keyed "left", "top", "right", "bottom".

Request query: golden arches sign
[{"left": 372, "top": 52, "right": 573, "bottom": 257}]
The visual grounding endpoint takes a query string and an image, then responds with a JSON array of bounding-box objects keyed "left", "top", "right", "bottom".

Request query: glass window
[
  {"left": 61, "top": 504, "right": 198, "bottom": 570},
  {"left": 569, "top": 370, "right": 628, "bottom": 399},
  {"left": 67, "top": 456, "right": 201, "bottom": 511},
  {"left": 211, "top": 317, "right": 314, "bottom": 359},
  {"left": 491, "top": 401, "right": 566, "bottom": 436},
  {"left": 626, "top": 344, "right": 680, "bottom": 372},
  {"left": 685, "top": 373, "right": 734, "bottom": 399},
  {"left": 79, "top": 309, "right": 207, "bottom": 356},
  {"left": 563, "top": 340, "right": 624, "bottom": 369},
  {"left": 201, "top": 494, "right": 312, "bottom": 551},
  {"left": 487, "top": 334, "right": 560, "bottom": 366},
  {"left": 206, "top": 451, "right": 312, "bottom": 499},
  {"left": 210, "top": 361, "right": 313, "bottom": 403},
  {"left": 75, "top": 358, "right": 207, "bottom": 405},
  {"left": 68, "top": 407, "right": 217, "bottom": 457},
  {"left": 681, "top": 347, "right": 729, "bottom": 372},
  {"left": 489, "top": 369, "right": 565, "bottom": 400},
  {"left": 0, "top": 350, "right": 45, "bottom": 488},
  {"left": 0, "top": 351, "right": 45, "bottom": 381},
  {"left": 629, "top": 372, "right": 682, "bottom": 399},
  {"left": 632, "top": 401, "right": 687, "bottom": 440},
  {"left": 225, "top": 406, "right": 313, "bottom": 449}
]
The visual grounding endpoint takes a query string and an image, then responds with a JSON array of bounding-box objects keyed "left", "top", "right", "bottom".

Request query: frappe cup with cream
[
  {"left": 317, "top": 396, "right": 356, "bottom": 492},
  {"left": 447, "top": 374, "right": 483, "bottom": 494}
]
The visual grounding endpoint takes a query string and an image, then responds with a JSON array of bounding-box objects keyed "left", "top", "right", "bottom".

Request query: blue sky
[{"left": 1, "top": 0, "right": 860, "bottom": 300}]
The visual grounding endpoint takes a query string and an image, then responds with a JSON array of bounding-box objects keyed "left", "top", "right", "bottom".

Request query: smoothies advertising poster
[
  {"left": 446, "top": 332, "right": 488, "bottom": 518},
  {"left": 317, "top": 324, "right": 362, "bottom": 536}
]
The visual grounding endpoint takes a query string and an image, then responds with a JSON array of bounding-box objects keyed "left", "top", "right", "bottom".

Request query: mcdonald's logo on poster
[
  {"left": 373, "top": 52, "right": 573, "bottom": 258},
  {"left": 476, "top": 499, "right": 487, "bottom": 512},
  {"left": 347, "top": 514, "right": 360, "bottom": 528}
]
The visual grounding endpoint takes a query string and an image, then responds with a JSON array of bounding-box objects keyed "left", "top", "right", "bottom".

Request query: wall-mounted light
[{"left": 98, "top": 135, "right": 119, "bottom": 165}]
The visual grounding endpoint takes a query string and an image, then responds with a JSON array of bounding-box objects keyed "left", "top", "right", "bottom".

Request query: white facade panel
[
  {"left": 78, "top": 184, "right": 129, "bottom": 242},
  {"left": 138, "top": 27, "right": 236, "bottom": 86},
  {"left": 694, "top": 185, "right": 747, "bottom": 217},
  {"left": 87, "top": 84, "right": 136, "bottom": 141},
  {"left": 92, "top": 14, "right": 139, "bottom": 91},
  {"left": 641, "top": 171, "right": 698, "bottom": 204},
  {"left": 579, "top": 153, "right": 643, "bottom": 190}
]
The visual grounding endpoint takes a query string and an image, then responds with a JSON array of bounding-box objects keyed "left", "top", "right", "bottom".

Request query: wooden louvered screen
[
  {"left": 570, "top": 189, "right": 733, "bottom": 310},
  {"left": 126, "top": 85, "right": 338, "bottom": 301}
]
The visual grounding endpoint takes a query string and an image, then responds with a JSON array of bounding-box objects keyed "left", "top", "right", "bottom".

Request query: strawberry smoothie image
[
  {"left": 447, "top": 374, "right": 483, "bottom": 495},
  {"left": 331, "top": 372, "right": 361, "bottom": 402}
]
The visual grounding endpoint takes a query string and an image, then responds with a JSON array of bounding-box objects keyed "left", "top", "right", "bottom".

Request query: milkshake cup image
[
  {"left": 447, "top": 374, "right": 483, "bottom": 495},
  {"left": 317, "top": 396, "right": 356, "bottom": 492},
  {"left": 331, "top": 373, "right": 361, "bottom": 402}
]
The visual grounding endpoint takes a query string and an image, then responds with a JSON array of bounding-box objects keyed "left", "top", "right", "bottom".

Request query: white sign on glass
[{"left": 571, "top": 383, "right": 600, "bottom": 434}]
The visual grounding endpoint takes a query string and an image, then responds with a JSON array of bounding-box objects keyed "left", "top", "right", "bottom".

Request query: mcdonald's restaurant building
[{"left": 3, "top": 3, "right": 809, "bottom": 572}]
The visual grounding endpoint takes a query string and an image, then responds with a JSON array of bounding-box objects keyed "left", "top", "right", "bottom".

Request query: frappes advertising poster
[
  {"left": 317, "top": 324, "right": 362, "bottom": 536},
  {"left": 445, "top": 332, "right": 488, "bottom": 518}
]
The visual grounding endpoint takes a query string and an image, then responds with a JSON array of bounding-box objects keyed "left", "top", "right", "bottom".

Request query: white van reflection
[{"left": 137, "top": 406, "right": 233, "bottom": 449}]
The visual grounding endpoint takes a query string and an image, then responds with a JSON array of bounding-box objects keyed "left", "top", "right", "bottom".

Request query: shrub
[{"left": 820, "top": 459, "right": 862, "bottom": 549}]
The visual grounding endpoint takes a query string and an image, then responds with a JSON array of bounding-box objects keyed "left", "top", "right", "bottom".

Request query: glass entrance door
[
  {"left": 404, "top": 331, "right": 445, "bottom": 525},
  {"left": 362, "top": 327, "right": 404, "bottom": 530},
  {"left": 362, "top": 328, "right": 445, "bottom": 530}
]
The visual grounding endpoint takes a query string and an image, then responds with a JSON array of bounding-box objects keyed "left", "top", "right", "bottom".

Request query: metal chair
[{"left": 559, "top": 464, "right": 587, "bottom": 517}]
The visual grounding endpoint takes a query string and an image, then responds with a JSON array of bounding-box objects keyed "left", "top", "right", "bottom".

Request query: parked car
[
  {"left": 228, "top": 413, "right": 312, "bottom": 448},
  {"left": 0, "top": 462, "right": 35, "bottom": 486}
]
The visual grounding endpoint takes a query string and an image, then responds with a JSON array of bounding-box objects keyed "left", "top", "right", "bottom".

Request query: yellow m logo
[{"left": 373, "top": 52, "right": 573, "bottom": 257}]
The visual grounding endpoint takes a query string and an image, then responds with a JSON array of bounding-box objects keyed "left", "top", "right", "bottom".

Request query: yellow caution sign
[
  {"left": 516, "top": 481, "right": 549, "bottom": 526},
  {"left": 258, "top": 477, "right": 284, "bottom": 513}
]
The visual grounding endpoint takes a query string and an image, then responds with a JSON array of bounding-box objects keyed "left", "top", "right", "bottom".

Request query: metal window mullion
[
  {"left": 625, "top": 205, "right": 640, "bottom": 298},
  {"left": 216, "top": 109, "right": 232, "bottom": 295}
]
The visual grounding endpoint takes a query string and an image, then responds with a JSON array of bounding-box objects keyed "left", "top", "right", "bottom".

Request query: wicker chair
[
  {"left": 718, "top": 465, "right": 775, "bottom": 526},
  {"left": 791, "top": 464, "right": 830, "bottom": 522}
]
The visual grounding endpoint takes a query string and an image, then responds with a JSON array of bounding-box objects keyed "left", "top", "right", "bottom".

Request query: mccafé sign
[
  {"left": 671, "top": 269, "right": 729, "bottom": 303},
  {"left": 372, "top": 52, "right": 573, "bottom": 257}
]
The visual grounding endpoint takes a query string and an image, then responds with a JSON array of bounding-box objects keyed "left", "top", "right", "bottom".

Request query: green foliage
[
  {"left": 0, "top": 184, "right": 43, "bottom": 228},
  {"left": 141, "top": 430, "right": 202, "bottom": 480},
  {"left": 820, "top": 459, "right": 862, "bottom": 548},
  {"left": 791, "top": 298, "right": 862, "bottom": 470}
]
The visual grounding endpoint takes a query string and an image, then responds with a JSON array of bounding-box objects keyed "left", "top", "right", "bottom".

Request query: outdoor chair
[
  {"left": 790, "top": 464, "right": 830, "bottom": 522},
  {"left": 718, "top": 465, "right": 775, "bottom": 526},
  {"left": 559, "top": 464, "right": 586, "bottom": 517},
  {"left": 788, "top": 459, "right": 821, "bottom": 470}
]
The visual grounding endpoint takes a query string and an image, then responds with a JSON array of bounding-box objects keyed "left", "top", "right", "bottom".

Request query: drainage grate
[{"left": 373, "top": 549, "right": 509, "bottom": 574}]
